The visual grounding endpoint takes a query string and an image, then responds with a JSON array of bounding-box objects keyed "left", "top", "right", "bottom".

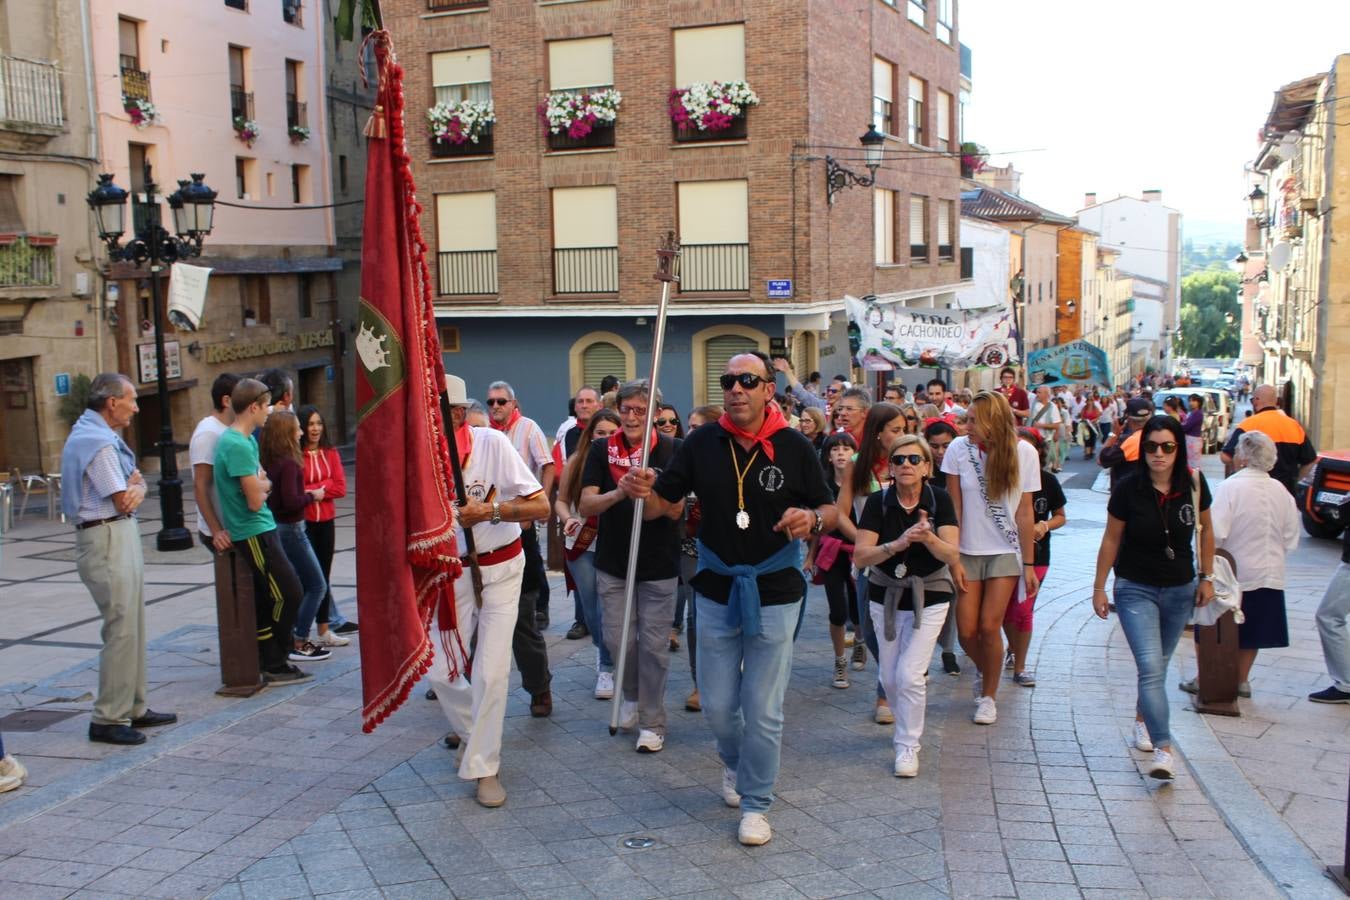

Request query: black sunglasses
[
  {"left": 720, "top": 372, "right": 768, "bottom": 391},
  {"left": 890, "top": 453, "right": 925, "bottom": 466},
  {"left": 904, "top": 415, "right": 919, "bottom": 422},
  {"left": 486, "top": 398, "right": 511, "bottom": 406},
  {"left": 654, "top": 417, "right": 677, "bottom": 427},
  {"left": 1143, "top": 440, "right": 1178, "bottom": 454}
]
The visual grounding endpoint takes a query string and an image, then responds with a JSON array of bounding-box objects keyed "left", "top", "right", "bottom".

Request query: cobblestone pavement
[{"left": 1, "top": 456, "right": 1347, "bottom": 898}]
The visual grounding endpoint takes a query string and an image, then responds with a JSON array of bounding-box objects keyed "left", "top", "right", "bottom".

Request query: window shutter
[
  {"left": 435, "top": 192, "right": 496, "bottom": 251},
  {"left": 872, "top": 58, "right": 892, "bottom": 105},
  {"left": 677, "top": 180, "right": 748, "bottom": 244},
  {"left": 548, "top": 37, "right": 614, "bottom": 90},
  {"left": 937, "top": 200, "right": 951, "bottom": 245},
  {"left": 704, "top": 334, "right": 758, "bottom": 402},
  {"left": 874, "top": 189, "right": 895, "bottom": 264},
  {"left": 936, "top": 90, "right": 951, "bottom": 149},
  {"left": 432, "top": 49, "right": 491, "bottom": 87},
  {"left": 909, "top": 196, "right": 926, "bottom": 241},
  {"left": 674, "top": 25, "right": 745, "bottom": 87},
  {"left": 552, "top": 187, "right": 618, "bottom": 248},
  {"left": 582, "top": 341, "right": 627, "bottom": 387}
]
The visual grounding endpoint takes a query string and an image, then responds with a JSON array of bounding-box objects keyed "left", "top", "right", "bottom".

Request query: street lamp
[
  {"left": 1247, "top": 186, "right": 1267, "bottom": 220},
  {"left": 87, "top": 164, "right": 217, "bottom": 552},
  {"left": 825, "top": 124, "right": 887, "bottom": 204}
]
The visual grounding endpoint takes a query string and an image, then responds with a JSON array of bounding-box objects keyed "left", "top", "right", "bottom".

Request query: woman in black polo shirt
[
  {"left": 854, "top": 433, "right": 962, "bottom": 778},
  {"left": 1093, "top": 415, "right": 1215, "bottom": 781}
]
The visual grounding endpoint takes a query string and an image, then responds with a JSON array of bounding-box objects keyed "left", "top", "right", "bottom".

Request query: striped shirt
[
  {"left": 504, "top": 416, "right": 553, "bottom": 480},
  {"left": 78, "top": 444, "right": 129, "bottom": 522}
]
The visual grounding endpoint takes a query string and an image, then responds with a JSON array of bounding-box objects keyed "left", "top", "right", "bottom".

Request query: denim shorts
[{"left": 959, "top": 552, "right": 1021, "bottom": 581}]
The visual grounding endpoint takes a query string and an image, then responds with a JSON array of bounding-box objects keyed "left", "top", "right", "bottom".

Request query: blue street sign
[
  {"left": 767, "top": 279, "right": 793, "bottom": 298},
  {"left": 325, "top": 365, "right": 335, "bottom": 383},
  {"left": 54, "top": 373, "right": 70, "bottom": 396}
]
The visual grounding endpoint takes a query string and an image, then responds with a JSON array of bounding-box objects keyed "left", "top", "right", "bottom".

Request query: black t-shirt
[
  {"left": 654, "top": 423, "right": 833, "bottom": 605},
  {"left": 1107, "top": 471, "right": 1213, "bottom": 587},
  {"left": 858, "top": 484, "right": 958, "bottom": 609},
  {"left": 1031, "top": 469, "right": 1067, "bottom": 567},
  {"left": 563, "top": 424, "right": 584, "bottom": 459},
  {"left": 582, "top": 434, "right": 682, "bottom": 582}
]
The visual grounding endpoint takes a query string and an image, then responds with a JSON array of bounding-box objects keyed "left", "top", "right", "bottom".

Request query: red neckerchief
[
  {"left": 607, "top": 429, "right": 657, "bottom": 485},
  {"left": 491, "top": 408, "right": 521, "bottom": 433},
  {"left": 453, "top": 422, "right": 473, "bottom": 469},
  {"left": 719, "top": 401, "right": 790, "bottom": 463}
]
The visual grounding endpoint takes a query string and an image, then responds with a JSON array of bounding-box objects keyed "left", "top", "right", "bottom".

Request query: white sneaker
[
  {"left": 973, "top": 696, "right": 997, "bottom": 725},
  {"left": 874, "top": 702, "right": 895, "bottom": 725},
  {"left": 0, "top": 774, "right": 20, "bottom": 794},
  {"left": 594, "top": 671, "right": 615, "bottom": 700},
  {"left": 312, "top": 630, "right": 350, "bottom": 647},
  {"left": 636, "top": 729, "right": 664, "bottom": 753},
  {"left": 619, "top": 699, "right": 638, "bottom": 731},
  {"left": 737, "top": 812, "right": 772, "bottom": 846},
  {"left": 894, "top": 746, "right": 919, "bottom": 778},
  {"left": 1149, "top": 747, "right": 1175, "bottom": 780},
  {"left": 1133, "top": 720, "right": 1154, "bottom": 752},
  {"left": 0, "top": 755, "right": 27, "bottom": 782},
  {"left": 721, "top": 767, "right": 741, "bottom": 808}
]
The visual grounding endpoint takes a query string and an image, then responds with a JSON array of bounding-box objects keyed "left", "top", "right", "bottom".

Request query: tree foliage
[
  {"left": 1176, "top": 269, "right": 1241, "bottom": 360},
  {"left": 56, "top": 374, "right": 93, "bottom": 427}
]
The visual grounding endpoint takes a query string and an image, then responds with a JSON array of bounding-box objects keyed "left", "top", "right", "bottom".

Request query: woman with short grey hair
[{"left": 1181, "top": 431, "right": 1300, "bottom": 698}]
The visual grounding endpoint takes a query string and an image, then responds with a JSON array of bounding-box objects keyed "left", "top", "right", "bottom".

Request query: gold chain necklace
[{"left": 729, "top": 442, "right": 760, "bottom": 530}]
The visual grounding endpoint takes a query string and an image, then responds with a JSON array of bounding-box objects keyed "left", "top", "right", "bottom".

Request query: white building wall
[
  {"left": 955, "top": 217, "right": 1010, "bottom": 310},
  {"left": 1076, "top": 196, "right": 1181, "bottom": 328}
]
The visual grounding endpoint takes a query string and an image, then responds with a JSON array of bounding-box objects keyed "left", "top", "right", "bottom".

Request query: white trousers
[
  {"left": 869, "top": 600, "right": 950, "bottom": 754},
  {"left": 426, "top": 553, "right": 524, "bottom": 780}
]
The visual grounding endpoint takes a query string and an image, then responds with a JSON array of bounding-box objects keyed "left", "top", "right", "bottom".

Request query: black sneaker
[
  {"left": 289, "top": 642, "right": 331, "bottom": 662},
  {"left": 565, "top": 621, "right": 589, "bottom": 640},
  {"left": 1309, "top": 686, "right": 1350, "bottom": 704},
  {"left": 264, "top": 666, "right": 314, "bottom": 684},
  {"left": 334, "top": 621, "right": 360, "bottom": 635},
  {"left": 942, "top": 652, "right": 960, "bottom": 676}
]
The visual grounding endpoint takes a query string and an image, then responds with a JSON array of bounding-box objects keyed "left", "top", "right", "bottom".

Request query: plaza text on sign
[
  {"left": 204, "top": 328, "right": 335, "bottom": 364},
  {"left": 767, "top": 279, "right": 793, "bottom": 298}
]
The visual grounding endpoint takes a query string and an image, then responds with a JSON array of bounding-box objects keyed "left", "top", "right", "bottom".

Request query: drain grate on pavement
[{"left": 0, "top": 707, "right": 82, "bottom": 732}]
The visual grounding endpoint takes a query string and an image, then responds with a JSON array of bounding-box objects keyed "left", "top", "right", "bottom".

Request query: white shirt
[
  {"left": 502, "top": 415, "right": 553, "bottom": 480},
  {"left": 553, "top": 416, "right": 576, "bottom": 448},
  {"left": 1029, "top": 399, "right": 1063, "bottom": 431},
  {"left": 189, "top": 415, "right": 228, "bottom": 536},
  {"left": 456, "top": 427, "right": 544, "bottom": 554},
  {"left": 1210, "top": 467, "right": 1301, "bottom": 590},
  {"left": 941, "top": 436, "right": 1042, "bottom": 555}
]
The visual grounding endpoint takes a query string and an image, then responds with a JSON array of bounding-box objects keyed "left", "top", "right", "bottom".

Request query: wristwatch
[
  {"left": 1199, "top": 573, "right": 1215, "bottom": 583},
  {"left": 490, "top": 501, "right": 502, "bottom": 525},
  {"left": 810, "top": 509, "right": 824, "bottom": 535}
]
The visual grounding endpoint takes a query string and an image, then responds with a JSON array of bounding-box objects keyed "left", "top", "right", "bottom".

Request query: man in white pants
[{"left": 426, "top": 375, "right": 548, "bottom": 808}]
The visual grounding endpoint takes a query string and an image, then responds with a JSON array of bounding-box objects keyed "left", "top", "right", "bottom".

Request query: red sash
[
  {"left": 718, "top": 401, "right": 790, "bottom": 462},
  {"left": 490, "top": 408, "right": 521, "bottom": 433}
]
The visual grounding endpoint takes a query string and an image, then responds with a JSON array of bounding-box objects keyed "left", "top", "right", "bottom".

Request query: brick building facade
[{"left": 387, "top": 0, "right": 965, "bottom": 415}]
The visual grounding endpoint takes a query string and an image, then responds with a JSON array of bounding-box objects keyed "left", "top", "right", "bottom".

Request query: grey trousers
[
  {"left": 75, "top": 517, "right": 147, "bottom": 726},
  {"left": 596, "top": 571, "right": 677, "bottom": 734}
]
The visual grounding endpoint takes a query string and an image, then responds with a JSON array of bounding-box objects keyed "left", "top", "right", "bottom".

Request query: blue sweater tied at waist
[{"left": 695, "top": 538, "right": 802, "bottom": 637}]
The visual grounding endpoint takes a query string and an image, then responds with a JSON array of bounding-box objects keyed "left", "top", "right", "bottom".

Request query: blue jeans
[
  {"left": 1114, "top": 577, "right": 1195, "bottom": 748},
  {"left": 695, "top": 593, "right": 800, "bottom": 814},
  {"left": 277, "top": 521, "right": 328, "bottom": 641},
  {"left": 567, "top": 550, "right": 612, "bottom": 670}
]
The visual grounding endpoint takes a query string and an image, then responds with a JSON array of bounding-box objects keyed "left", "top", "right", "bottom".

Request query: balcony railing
[
  {"left": 553, "top": 247, "right": 618, "bottom": 294},
  {"left": 431, "top": 124, "right": 493, "bottom": 158},
  {"left": 548, "top": 123, "right": 614, "bottom": 152},
  {"left": 959, "top": 247, "right": 974, "bottom": 279},
  {"left": 0, "top": 236, "right": 57, "bottom": 289},
  {"left": 427, "top": 0, "right": 487, "bottom": 9},
  {"left": 287, "top": 98, "right": 307, "bottom": 129},
  {"left": 679, "top": 243, "right": 748, "bottom": 293},
  {"left": 673, "top": 113, "right": 748, "bottom": 143},
  {"left": 910, "top": 243, "right": 929, "bottom": 263},
  {"left": 0, "top": 56, "right": 64, "bottom": 130},
  {"left": 121, "top": 67, "right": 151, "bottom": 103},
  {"left": 282, "top": 0, "right": 302, "bottom": 24},
  {"left": 438, "top": 250, "right": 497, "bottom": 296},
  {"left": 230, "top": 88, "right": 254, "bottom": 122}
]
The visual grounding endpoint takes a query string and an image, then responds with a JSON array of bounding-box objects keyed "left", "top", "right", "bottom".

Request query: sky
[{"left": 959, "top": 0, "right": 1350, "bottom": 245}]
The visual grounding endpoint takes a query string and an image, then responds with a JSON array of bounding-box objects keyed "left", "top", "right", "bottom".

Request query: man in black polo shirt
[
  {"left": 618, "top": 352, "right": 836, "bottom": 847},
  {"left": 579, "top": 380, "right": 683, "bottom": 754}
]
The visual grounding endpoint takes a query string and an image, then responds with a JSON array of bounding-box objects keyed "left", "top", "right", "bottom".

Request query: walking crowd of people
[{"left": 4, "top": 352, "right": 1345, "bottom": 863}]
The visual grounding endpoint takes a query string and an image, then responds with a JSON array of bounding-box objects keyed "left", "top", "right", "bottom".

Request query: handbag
[{"left": 1187, "top": 469, "right": 1243, "bottom": 627}]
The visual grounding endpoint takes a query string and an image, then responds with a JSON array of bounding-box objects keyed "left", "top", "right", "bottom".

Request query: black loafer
[
  {"left": 334, "top": 621, "right": 360, "bottom": 635},
  {"left": 89, "top": 723, "right": 146, "bottom": 745},
  {"left": 131, "top": 710, "right": 178, "bottom": 729},
  {"left": 443, "top": 732, "right": 461, "bottom": 749}
]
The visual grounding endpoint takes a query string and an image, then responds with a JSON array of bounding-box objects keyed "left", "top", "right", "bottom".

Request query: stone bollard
[
  {"left": 213, "top": 548, "right": 266, "bottom": 697},
  {"left": 1192, "top": 611, "right": 1241, "bottom": 716}
]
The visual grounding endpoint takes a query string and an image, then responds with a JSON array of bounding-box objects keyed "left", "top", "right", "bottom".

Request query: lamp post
[
  {"left": 1247, "top": 186, "right": 1267, "bottom": 222},
  {"left": 825, "top": 124, "right": 887, "bottom": 204},
  {"left": 87, "top": 165, "right": 217, "bottom": 552}
]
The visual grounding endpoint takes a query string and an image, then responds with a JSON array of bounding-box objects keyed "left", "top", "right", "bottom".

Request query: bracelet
[{"left": 1093, "top": 587, "right": 1107, "bottom": 593}]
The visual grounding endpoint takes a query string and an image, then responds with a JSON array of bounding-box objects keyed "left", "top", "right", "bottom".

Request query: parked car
[
  {"left": 1297, "top": 451, "right": 1350, "bottom": 539},
  {"left": 1152, "top": 388, "right": 1230, "bottom": 453}
]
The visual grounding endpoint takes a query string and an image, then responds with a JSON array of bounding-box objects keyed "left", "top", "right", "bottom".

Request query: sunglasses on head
[
  {"left": 890, "top": 453, "right": 925, "bottom": 466},
  {"left": 654, "top": 417, "right": 677, "bottom": 427},
  {"left": 720, "top": 372, "right": 768, "bottom": 391},
  {"left": 1143, "top": 440, "right": 1178, "bottom": 454},
  {"left": 485, "top": 397, "right": 511, "bottom": 406}
]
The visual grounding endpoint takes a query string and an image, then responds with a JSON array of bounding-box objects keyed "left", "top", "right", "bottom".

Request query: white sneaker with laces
[
  {"left": 0, "top": 755, "right": 27, "bottom": 782},
  {"left": 973, "top": 696, "right": 997, "bottom": 725},
  {"left": 1133, "top": 720, "right": 1154, "bottom": 752},
  {"left": 738, "top": 812, "right": 772, "bottom": 846},
  {"left": 721, "top": 767, "right": 741, "bottom": 808},
  {"left": 594, "top": 671, "right": 615, "bottom": 700},
  {"left": 312, "top": 630, "right": 350, "bottom": 648},
  {"left": 1149, "top": 747, "right": 1175, "bottom": 780},
  {"left": 636, "top": 729, "right": 664, "bottom": 753},
  {"left": 894, "top": 746, "right": 919, "bottom": 778},
  {"left": 618, "top": 699, "right": 638, "bottom": 731}
]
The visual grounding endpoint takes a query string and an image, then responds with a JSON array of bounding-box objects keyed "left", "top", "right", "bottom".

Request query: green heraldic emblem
[{"left": 356, "top": 298, "right": 406, "bottom": 422}]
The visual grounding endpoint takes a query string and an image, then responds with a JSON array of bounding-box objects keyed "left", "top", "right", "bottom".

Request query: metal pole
[
  {"left": 609, "top": 234, "right": 679, "bottom": 735},
  {"left": 440, "top": 392, "right": 484, "bottom": 606}
]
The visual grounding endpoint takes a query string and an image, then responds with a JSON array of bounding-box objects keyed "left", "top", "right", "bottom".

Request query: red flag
[{"left": 354, "top": 33, "right": 461, "bottom": 733}]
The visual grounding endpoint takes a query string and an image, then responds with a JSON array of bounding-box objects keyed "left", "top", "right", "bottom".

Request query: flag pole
[
  {"left": 441, "top": 393, "right": 485, "bottom": 606},
  {"left": 609, "top": 233, "right": 680, "bottom": 736}
]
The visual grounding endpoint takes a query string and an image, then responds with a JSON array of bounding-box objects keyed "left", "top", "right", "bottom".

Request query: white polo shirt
[{"left": 455, "top": 427, "right": 544, "bottom": 554}]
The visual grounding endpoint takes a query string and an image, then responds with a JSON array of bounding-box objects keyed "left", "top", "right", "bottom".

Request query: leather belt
[
  {"left": 476, "top": 538, "right": 522, "bottom": 567},
  {"left": 76, "top": 513, "right": 132, "bottom": 531}
]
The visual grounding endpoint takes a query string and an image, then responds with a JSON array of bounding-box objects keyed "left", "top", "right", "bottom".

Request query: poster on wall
[
  {"left": 845, "top": 294, "right": 1018, "bottom": 370},
  {"left": 1026, "top": 341, "right": 1112, "bottom": 389},
  {"left": 137, "top": 341, "right": 182, "bottom": 384}
]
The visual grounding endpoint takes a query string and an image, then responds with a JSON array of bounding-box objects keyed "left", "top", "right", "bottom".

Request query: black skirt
[{"left": 1237, "top": 588, "right": 1289, "bottom": 650}]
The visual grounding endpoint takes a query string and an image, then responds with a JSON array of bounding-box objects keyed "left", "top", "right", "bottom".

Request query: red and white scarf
[
  {"left": 607, "top": 429, "right": 658, "bottom": 485},
  {"left": 490, "top": 408, "right": 522, "bottom": 433}
]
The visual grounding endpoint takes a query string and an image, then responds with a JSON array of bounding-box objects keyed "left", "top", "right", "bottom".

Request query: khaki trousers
[{"left": 75, "top": 517, "right": 147, "bottom": 726}]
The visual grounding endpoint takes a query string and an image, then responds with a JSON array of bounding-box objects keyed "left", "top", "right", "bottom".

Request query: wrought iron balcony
[
  {"left": 430, "top": 124, "right": 493, "bottom": 158},
  {"left": 0, "top": 236, "right": 57, "bottom": 289},
  {"left": 553, "top": 247, "right": 618, "bottom": 294},
  {"left": 230, "top": 88, "right": 254, "bottom": 122},
  {"left": 282, "top": 0, "right": 302, "bottom": 24},
  {"left": 679, "top": 243, "right": 748, "bottom": 293},
  {"left": 121, "top": 66, "right": 151, "bottom": 103},
  {"left": 672, "top": 113, "right": 748, "bottom": 143},
  {"left": 287, "top": 97, "right": 307, "bottom": 129},
  {"left": 0, "top": 56, "right": 64, "bottom": 131},
  {"left": 427, "top": 0, "right": 487, "bottom": 9},
  {"left": 548, "top": 123, "right": 614, "bottom": 152},
  {"left": 437, "top": 250, "right": 497, "bottom": 295}
]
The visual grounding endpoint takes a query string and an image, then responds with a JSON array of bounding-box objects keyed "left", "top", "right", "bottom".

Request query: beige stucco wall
[{"left": 1317, "top": 55, "right": 1350, "bottom": 451}]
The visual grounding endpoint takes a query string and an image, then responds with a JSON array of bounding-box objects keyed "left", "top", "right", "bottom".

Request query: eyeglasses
[
  {"left": 890, "top": 453, "right": 925, "bottom": 466},
  {"left": 904, "top": 415, "right": 919, "bottom": 422},
  {"left": 619, "top": 405, "right": 648, "bottom": 417},
  {"left": 654, "top": 417, "right": 677, "bottom": 427},
  {"left": 826, "top": 386, "right": 840, "bottom": 395},
  {"left": 720, "top": 372, "right": 767, "bottom": 391},
  {"left": 485, "top": 398, "right": 511, "bottom": 407},
  {"left": 1143, "top": 440, "right": 1178, "bottom": 454}
]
